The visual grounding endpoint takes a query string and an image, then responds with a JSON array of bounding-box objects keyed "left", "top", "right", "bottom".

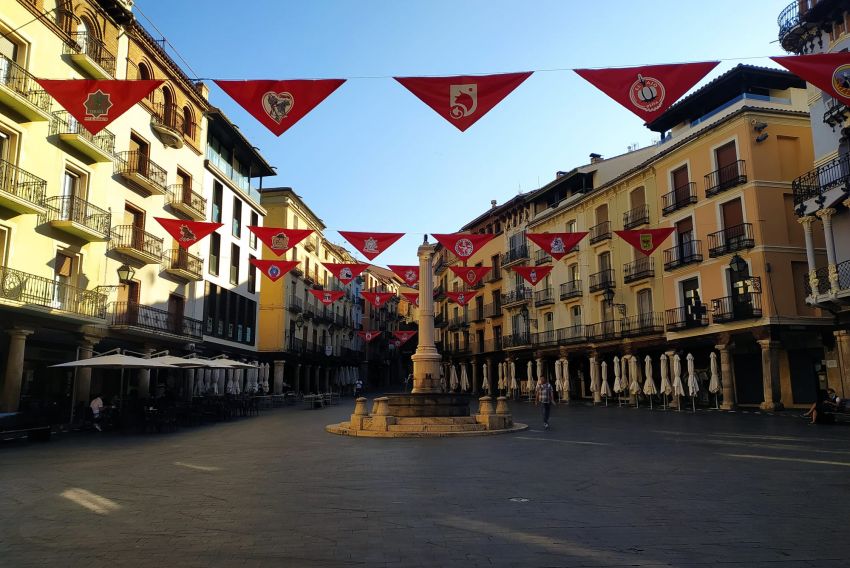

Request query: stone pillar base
[{"left": 759, "top": 401, "right": 783, "bottom": 412}]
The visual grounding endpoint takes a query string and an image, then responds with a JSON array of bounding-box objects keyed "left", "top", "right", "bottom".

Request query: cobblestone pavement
[{"left": 1, "top": 399, "right": 849, "bottom": 567}]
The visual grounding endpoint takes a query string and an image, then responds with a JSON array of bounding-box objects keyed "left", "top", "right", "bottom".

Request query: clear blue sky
[{"left": 135, "top": 0, "right": 792, "bottom": 267}]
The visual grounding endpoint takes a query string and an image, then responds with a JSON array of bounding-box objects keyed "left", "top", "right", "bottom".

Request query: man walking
[{"left": 535, "top": 378, "right": 556, "bottom": 430}]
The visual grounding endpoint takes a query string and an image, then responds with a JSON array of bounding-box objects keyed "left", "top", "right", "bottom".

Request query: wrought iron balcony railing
[
  {"left": 115, "top": 151, "right": 168, "bottom": 194},
  {"left": 42, "top": 195, "right": 110, "bottom": 236},
  {"left": 166, "top": 183, "right": 207, "bottom": 219},
  {"left": 163, "top": 248, "right": 202, "bottom": 279},
  {"left": 662, "top": 182, "right": 697, "bottom": 216},
  {"left": 0, "top": 158, "right": 47, "bottom": 208},
  {"left": 663, "top": 241, "right": 703, "bottom": 271},
  {"left": 534, "top": 287, "right": 554, "bottom": 307},
  {"left": 620, "top": 313, "right": 664, "bottom": 337},
  {"left": 50, "top": 111, "right": 115, "bottom": 156},
  {"left": 707, "top": 223, "right": 755, "bottom": 257},
  {"left": 0, "top": 265, "right": 106, "bottom": 319},
  {"left": 534, "top": 249, "right": 552, "bottom": 265},
  {"left": 63, "top": 31, "right": 117, "bottom": 76},
  {"left": 288, "top": 296, "right": 303, "bottom": 313},
  {"left": 557, "top": 324, "right": 586, "bottom": 345},
  {"left": 792, "top": 154, "right": 850, "bottom": 207},
  {"left": 665, "top": 305, "right": 709, "bottom": 331},
  {"left": 623, "top": 257, "right": 655, "bottom": 283},
  {"left": 109, "top": 301, "right": 202, "bottom": 339},
  {"left": 152, "top": 102, "right": 198, "bottom": 141},
  {"left": 559, "top": 279, "right": 582, "bottom": 300},
  {"left": 487, "top": 267, "right": 502, "bottom": 282},
  {"left": 711, "top": 293, "right": 763, "bottom": 323},
  {"left": 109, "top": 225, "right": 163, "bottom": 260},
  {"left": 778, "top": 0, "right": 820, "bottom": 52},
  {"left": 483, "top": 302, "right": 502, "bottom": 318},
  {"left": 0, "top": 54, "right": 51, "bottom": 113},
  {"left": 532, "top": 330, "right": 557, "bottom": 347},
  {"left": 705, "top": 160, "right": 747, "bottom": 197},
  {"left": 502, "top": 245, "right": 529, "bottom": 266},
  {"left": 502, "top": 332, "right": 531, "bottom": 348},
  {"left": 589, "top": 269, "right": 615, "bottom": 293},
  {"left": 623, "top": 204, "right": 649, "bottom": 230},
  {"left": 501, "top": 287, "right": 532, "bottom": 306},
  {"left": 589, "top": 220, "right": 612, "bottom": 244},
  {"left": 585, "top": 320, "right": 618, "bottom": 341}
]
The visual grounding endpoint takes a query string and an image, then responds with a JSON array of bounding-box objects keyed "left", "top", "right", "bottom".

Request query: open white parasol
[{"left": 52, "top": 353, "right": 177, "bottom": 369}]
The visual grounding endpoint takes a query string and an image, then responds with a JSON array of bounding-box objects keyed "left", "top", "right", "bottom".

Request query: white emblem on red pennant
[
  {"left": 340, "top": 267, "right": 353, "bottom": 280},
  {"left": 629, "top": 74, "right": 665, "bottom": 113},
  {"left": 271, "top": 232, "right": 289, "bottom": 250},
  {"left": 449, "top": 84, "right": 477, "bottom": 118},
  {"left": 404, "top": 270, "right": 416, "bottom": 284},
  {"left": 454, "top": 238, "right": 474, "bottom": 257},
  {"left": 262, "top": 91, "right": 294, "bottom": 123},
  {"left": 550, "top": 237, "right": 565, "bottom": 254},
  {"left": 179, "top": 225, "right": 196, "bottom": 242},
  {"left": 363, "top": 237, "right": 378, "bottom": 255}
]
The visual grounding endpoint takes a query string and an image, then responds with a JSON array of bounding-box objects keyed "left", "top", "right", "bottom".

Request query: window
[
  {"left": 571, "top": 305, "right": 582, "bottom": 326},
  {"left": 53, "top": 251, "right": 75, "bottom": 308},
  {"left": 598, "top": 251, "right": 611, "bottom": 272},
  {"left": 545, "top": 312, "right": 554, "bottom": 332},
  {"left": 566, "top": 220, "right": 577, "bottom": 233},
  {"left": 232, "top": 197, "right": 242, "bottom": 238},
  {"left": 208, "top": 232, "right": 220, "bottom": 276},
  {"left": 230, "top": 244, "right": 240, "bottom": 285},
  {"left": 0, "top": 225, "right": 8, "bottom": 267},
  {"left": 248, "top": 257, "right": 257, "bottom": 293},
  {"left": 182, "top": 105, "right": 194, "bottom": 138},
  {"left": 211, "top": 181, "right": 223, "bottom": 223},
  {"left": 567, "top": 263, "right": 580, "bottom": 282},
  {"left": 491, "top": 254, "right": 501, "bottom": 278},
  {"left": 637, "top": 289, "right": 653, "bottom": 314},
  {"left": 249, "top": 212, "right": 258, "bottom": 248},
  {"left": 595, "top": 204, "right": 608, "bottom": 225}
]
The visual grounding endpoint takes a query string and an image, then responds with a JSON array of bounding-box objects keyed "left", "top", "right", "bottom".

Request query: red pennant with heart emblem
[
  {"left": 431, "top": 233, "right": 497, "bottom": 262},
  {"left": 155, "top": 218, "right": 223, "bottom": 249},
  {"left": 615, "top": 228, "right": 676, "bottom": 256},
  {"left": 449, "top": 266, "right": 491, "bottom": 287},
  {"left": 526, "top": 232, "right": 588, "bottom": 261},
  {"left": 35, "top": 79, "right": 162, "bottom": 135},
  {"left": 446, "top": 291, "right": 477, "bottom": 307},
  {"left": 393, "top": 330, "right": 417, "bottom": 346},
  {"left": 361, "top": 291, "right": 395, "bottom": 308},
  {"left": 337, "top": 231, "right": 405, "bottom": 261},
  {"left": 249, "top": 259, "right": 299, "bottom": 282},
  {"left": 323, "top": 263, "right": 368, "bottom": 285},
  {"left": 248, "top": 226, "right": 313, "bottom": 257},
  {"left": 387, "top": 265, "right": 420, "bottom": 286},
  {"left": 395, "top": 72, "right": 532, "bottom": 132},
  {"left": 772, "top": 53, "right": 850, "bottom": 105},
  {"left": 401, "top": 292, "right": 420, "bottom": 307},
  {"left": 358, "top": 330, "right": 382, "bottom": 343},
  {"left": 512, "top": 265, "right": 553, "bottom": 286},
  {"left": 309, "top": 289, "right": 345, "bottom": 305},
  {"left": 214, "top": 79, "right": 345, "bottom": 136},
  {"left": 574, "top": 62, "right": 719, "bottom": 123}
]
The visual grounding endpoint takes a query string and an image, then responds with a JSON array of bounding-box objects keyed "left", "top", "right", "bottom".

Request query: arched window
[
  {"left": 161, "top": 86, "right": 175, "bottom": 127},
  {"left": 137, "top": 62, "right": 152, "bottom": 80},
  {"left": 182, "top": 105, "right": 194, "bottom": 138}
]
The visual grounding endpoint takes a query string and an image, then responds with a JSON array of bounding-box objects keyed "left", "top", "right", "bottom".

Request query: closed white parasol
[
  {"left": 460, "top": 363, "right": 470, "bottom": 392},
  {"left": 709, "top": 352, "right": 721, "bottom": 408},
  {"left": 600, "top": 360, "right": 611, "bottom": 401},
  {"left": 450, "top": 365, "right": 459, "bottom": 391},
  {"left": 643, "top": 355, "right": 657, "bottom": 409},
  {"left": 687, "top": 353, "right": 699, "bottom": 411}
]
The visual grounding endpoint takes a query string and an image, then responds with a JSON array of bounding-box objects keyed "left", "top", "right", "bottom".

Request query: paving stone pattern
[{"left": 1, "top": 400, "right": 849, "bottom": 567}]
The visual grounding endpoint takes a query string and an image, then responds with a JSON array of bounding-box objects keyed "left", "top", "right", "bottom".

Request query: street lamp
[
  {"left": 116, "top": 263, "right": 135, "bottom": 284},
  {"left": 603, "top": 287, "right": 627, "bottom": 316},
  {"left": 729, "top": 254, "right": 747, "bottom": 274},
  {"left": 295, "top": 313, "right": 305, "bottom": 329}
]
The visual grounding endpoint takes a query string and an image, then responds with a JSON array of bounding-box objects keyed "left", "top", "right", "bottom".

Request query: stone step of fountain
[
  {"left": 394, "top": 416, "right": 478, "bottom": 426},
  {"left": 387, "top": 423, "right": 487, "bottom": 433}
]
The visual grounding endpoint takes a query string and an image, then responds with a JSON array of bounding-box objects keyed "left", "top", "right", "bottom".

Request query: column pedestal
[
  {"left": 759, "top": 339, "right": 783, "bottom": 411},
  {"left": 0, "top": 329, "right": 33, "bottom": 412},
  {"left": 716, "top": 343, "right": 736, "bottom": 410}
]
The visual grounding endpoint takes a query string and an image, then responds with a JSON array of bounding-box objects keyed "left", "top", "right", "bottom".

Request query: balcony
[
  {"left": 151, "top": 103, "right": 197, "bottom": 149},
  {"left": 661, "top": 182, "right": 697, "bottom": 216},
  {"left": 433, "top": 284, "right": 445, "bottom": 299},
  {"left": 0, "top": 158, "right": 46, "bottom": 215},
  {"left": 559, "top": 280, "right": 582, "bottom": 300},
  {"left": 0, "top": 265, "right": 106, "bottom": 321},
  {"left": 166, "top": 184, "right": 206, "bottom": 220},
  {"left": 663, "top": 241, "right": 703, "bottom": 271},
  {"left": 502, "top": 245, "right": 529, "bottom": 267},
  {"left": 162, "top": 248, "right": 202, "bottom": 281},
  {"left": 589, "top": 269, "right": 615, "bottom": 293},
  {"left": 109, "top": 301, "right": 202, "bottom": 340},
  {"left": 778, "top": 0, "right": 822, "bottom": 53},
  {"left": 487, "top": 267, "right": 502, "bottom": 282},
  {"left": 534, "top": 249, "right": 552, "bottom": 265},
  {"left": 532, "top": 330, "right": 557, "bottom": 347},
  {"left": 0, "top": 54, "right": 51, "bottom": 121},
  {"left": 823, "top": 97, "right": 850, "bottom": 128},
  {"left": 623, "top": 257, "right": 655, "bottom": 284},
  {"left": 50, "top": 111, "right": 115, "bottom": 162},
  {"left": 586, "top": 320, "right": 618, "bottom": 342},
  {"left": 471, "top": 305, "right": 485, "bottom": 322},
  {"left": 501, "top": 287, "right": 532, "bottom": 307},
  {"left": 712, "top": 292, "right": 763, "bottom": 323},
  {"left": 288, "top": 296, "right": 303, "bottom": 313},
  {"left": 665, "top": 305, "right": 709, "bottom": 331},
  {"left": 42, "top": 196, "right": 110, "bottom": 241},
  {"left": 62, "top": 32, "right": 116, "bottom": 78},
  {"left": 620, "top": 313, "right": 664, "bottom": 338},
  {"left": 705, "top": 160, "right": 747, "bottom": 197},
  {"left": 435, "top": 314, "right": 447, "bottom": 328},
  {"left": 483, "top": 302, "right": 502, "bottom": 318},
  {"left": 534, "top": 287, "right": 554, "bottom": 307},
  {"left": 557, "top": 325, "right": 586, "bottom": 345},
  {"left": 502, "top": 332, "right": 531, "bottom": 349},
  {"left": 108, "top": 225, "right": 163, "bottom": 264},
  {"left": 792, "top": 154, "right": 850, "bottom": 214},
  {"left": 448, "top": 314, "right": 467, "bottom": 330},
  {"left": 623, "top": 204, "right": 649, "bottom": 230},
  {"left": 708, "top": 223, "right": 755, "bottom": 257},
  {"left": 589, "top": 220, "right": 612, "bottom": 244},
  {"left": 116, "top": 151, "right": 168, "bottom": 195}
]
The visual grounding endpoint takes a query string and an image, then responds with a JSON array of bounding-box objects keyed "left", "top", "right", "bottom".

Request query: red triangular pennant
[
  {"left": 361, "top": 291, "right": 395, "bottom": 308},
  {"left": 431, "top": 233, "right": 497, "bottom": 261},
  {"left": 526, "top": 232, "right": 588, "bottom": 261},
  {"left": 155, "top": 218, "right": 222, "bottom": 249},
  {"left": 393, "top": 330, "right": 417, "bottom": 346},
  {"left": 358, "top": 330, "right": 382, "bottom": 343},
  {"left": 323, "top": 263, "right": 369, "bottom": 285},
  {"left": 248, "top": 226, "right": 313, "bottom": 257},
  {"left": 388, "top": 265, "right": 420, "bottom": 286},
  {"left": 395, "top": 72, "right": 532, "bottom": 132},
  {"left": 309, "top": 289, "right": 345, "bottom": 305},
  {"left": 35, "top": 79, "right": 162, "bottom": 135},
  {"left": 337, "top": 231, "right": 404, "bottom": 261},
  {"left": 574, "top": 62, "right": 719, "bottom": 123},
  {"left": 512, "top": 265, "right": 553, "bottom": 286},
  {"left": 401, "top": 292, "right": 420, "bottom": 307},
  {"left": 214, "top": 79, "right": 345, "bottom": 136},
  {"left": 449, "top": 266, "right": 491, "bottom": 287},
  {"left": 772, "top": 54, "right": 850, "bottom": 105},
  {"left": 615, "top": 228, "right": 676, "bottom": 256},
  {"left": 249, "top": 259, "right": 299, "bottom": 282},
  {"left": 446, "top": 290, "right": 477, "bottom": 306}
]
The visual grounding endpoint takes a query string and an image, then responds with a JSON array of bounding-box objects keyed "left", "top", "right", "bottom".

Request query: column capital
[
  {"left": 797, "top": 215, "right": 817, "bottom": 227},
  {"left": 757, "top": 338, "right": 781, "bottom": 349},
  {"left": 816, "top": 207, "right": 837, "bottom": 220},
  {"left": 7, "top": 328, "right": 34, "bottom": 338},
  {"left": 714, "top": 343, "right": 730, "bottom": 352}
]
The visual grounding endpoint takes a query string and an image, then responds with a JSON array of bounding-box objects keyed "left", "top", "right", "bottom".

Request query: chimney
[
  {"left": 589, "top": 153, "right": 602, "bottom": 164},
  {"left": 490, "top": 200, "right": 497, "bottom": 209}
]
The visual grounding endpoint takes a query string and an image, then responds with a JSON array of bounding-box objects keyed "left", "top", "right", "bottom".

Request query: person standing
[
  {"left": 535, "top": 378, "right": 556, "bottom": 430},
  {"left": 90, "top": 394, "right": 104, "bottom": 432}
]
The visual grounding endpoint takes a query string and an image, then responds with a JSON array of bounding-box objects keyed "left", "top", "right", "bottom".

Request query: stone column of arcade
[{"left": 411, "top": 239, "right": 442, "bottom": 394}]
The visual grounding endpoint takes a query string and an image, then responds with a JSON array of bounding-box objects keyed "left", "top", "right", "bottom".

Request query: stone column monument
[{"left": 411, "top": 238, "right": 442, "bottom": 394}]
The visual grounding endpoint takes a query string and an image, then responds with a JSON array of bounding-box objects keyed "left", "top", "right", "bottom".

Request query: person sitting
[
  {"left": 803, "top": 389, "right": 840, "bottom": 424},
  {"left": 90, "top": 394, "right": 104, "bottom": 431}
]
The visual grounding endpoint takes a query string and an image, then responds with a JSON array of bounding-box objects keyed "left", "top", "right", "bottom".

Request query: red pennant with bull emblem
[
  {"left": 401, "top": 292, "right": 420, "bottom": 307},
  {"left": 387, "top": 265, "right": 420, "bottom": 286},
  {"left": 361, "top": 291, "right": 395, "bottom": 308},
  {"left": 214, "top": 79, "right": 346, "bottom": 136},
  {"left": 249, "top": 259, "right": 299, "bottom": 282},
  {"left": 395, "top": 72, "right": 532, "bottom": 132},
  {"left": 574, "top": 62, "right": 719, "bottom": 123},
  {"left": 337, "top": 231, "right": 405, "bottom": 261},
  {"left": 323, "top": 263, "right": 369, "bottom": 285},
  {"left": 615, "top": 228, "right": 676, "bottom": 256},
  {"left": 35, "top": 79, "right": 162, "bottom": 135},
  {"left": 248, "top": 226, "right": 313, "bottom": 257},
  {"left": 155, "top": 218, "right": 223, "bottom": 249},
  {"left": 309, "top": 289, "right": 345, "bottom": 305},
  {"left": 446, "top": 290, "right": 477, "bottom": 307},
  {"left": 449, "top": 266, "right": 491, "bottom": 287},
  {"left": 526, "top": 232, "right": 588, "bottom": 261},
  {"left": 393, "top": 330, "right": 417, "bottom": 346},
  {"left": 512, "top": 265, "right": 553, "bottom": 286},
  {"left": 431, "top": 233, "right": 496, "bottom": 262},
  {"left": 772, "top": 54, "right": 850, "bottom": 105},
  {"left": 358, "top": 330, "right": 382, "bottom": 343}
]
